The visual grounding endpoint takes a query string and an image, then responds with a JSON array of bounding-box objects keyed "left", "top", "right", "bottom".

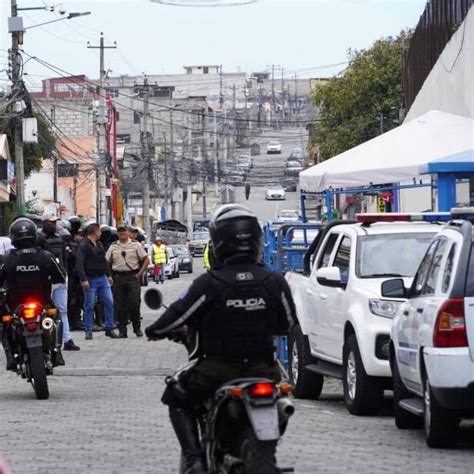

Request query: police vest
[
  {"left": 152, "top": 244, "right": 167, "bottom": 264},
  {"left": 198, "top": 266, "right": 280, "bottom": 361},
  {"left": 39, "top": 231, "right": 66, "bottom": 270}
]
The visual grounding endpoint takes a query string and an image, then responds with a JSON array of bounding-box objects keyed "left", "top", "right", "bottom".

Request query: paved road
[
  {"left": 2, "top": 268, "right": 473, "bottom": 473},
  {"left": 1, "top": 131, "right": 474, "bottom": 472}
]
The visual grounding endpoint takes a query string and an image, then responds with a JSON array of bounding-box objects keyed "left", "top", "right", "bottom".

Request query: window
[
  {"left": 116, "top": 134, "right": 131, "bottom": 144},
  {"left": 317, "top": 233, "right": 339, "bottom": 269},
  {"left": 442, "top": 244, "right": 456, "bottom": 294},
  {"left": 203, "top": 67, "right": 209, "bottom": 74},
  {"left": 423, "top": 238, "right": 447, "bottom": 295},
  {"left": 116, "top": 112, "right": 120, "bottom": 122},
  {"left": 133, "top": 111, "right": 141, "bottom": 125},
  {"left": 108, "top": 88, "right": 119, "bottom": 98},
  {"left": 333, "top": 236, "right": 351, "bottom": 283},
  {"left": 413, "top": 241, "right": 439, "bottom": 296}
]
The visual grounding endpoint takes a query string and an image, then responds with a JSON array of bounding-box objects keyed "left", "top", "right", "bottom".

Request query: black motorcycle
[
  {"left": 2, "top": 299, "right": 60, "bottom": 400},
  {"left": 145, "top": 289, "right": 295, "bottom": 474}
]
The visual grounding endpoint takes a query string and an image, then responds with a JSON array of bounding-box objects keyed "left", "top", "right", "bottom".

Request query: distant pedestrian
[
  {"left": 67, "top": 217, "right": 84, "bottom": 331},
  {"left": 130, "top": 226, "right": 145, "bottom": 244},
  {"left": 245, "top": 182, "right": 251, "bottom": 200},
  {"left": 152, "top": 236, "right": 167, "bottom": 284},
  {"left": 75, "top": 223, "right": 119, "bottom": 340},
  {"left": 106, "top": 224, "right": 149, "bottom": 338}
]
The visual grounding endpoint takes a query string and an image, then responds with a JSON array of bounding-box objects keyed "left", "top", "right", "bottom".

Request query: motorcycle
[
  {"left": 145, "top": 288, "right": 295, "bottom": 474},
  {"left": 2, "top": 297, "right": 60, "bottom": 400}
]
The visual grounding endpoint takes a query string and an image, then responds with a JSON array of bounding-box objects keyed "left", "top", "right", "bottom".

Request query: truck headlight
[{"left": 369, "top": 299, "right": 401, "bottom": 319}]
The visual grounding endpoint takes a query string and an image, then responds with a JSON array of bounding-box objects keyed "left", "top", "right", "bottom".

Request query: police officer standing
[
  {"left": 146, "top": 204, "right": 297, "bottom": 473},
  {"left": 67, "top": 217, "right": 84, "bottom": 331},
  {"left": 37, "top": 213, "right": 80, "bottom": 357},
  {"left": 106, "top": 225, "right": 149, "bottom": 338},
  {"left": 1, "top": 217, "right": 66, "bottom": 370}
]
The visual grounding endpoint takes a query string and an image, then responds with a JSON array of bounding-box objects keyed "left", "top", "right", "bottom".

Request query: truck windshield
[{"left": 357, "top": 233, "right": 435, "bottom": 278}]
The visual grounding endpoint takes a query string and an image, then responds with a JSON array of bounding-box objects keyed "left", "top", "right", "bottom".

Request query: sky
[{"left": 1, "top": 0, "right": 428, "bottom": 90}]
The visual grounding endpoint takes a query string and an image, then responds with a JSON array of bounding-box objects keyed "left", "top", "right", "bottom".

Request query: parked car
[
  {"left": 238, "top": 154, "right": 253, "bottom": 169},
  {"left": 267, "top": 141, "right": 282, "bottom": 154},
  {"left": 285, "top": 214, "right": 444, "bottom": 415},
  {"left": 189, "top": 230, "right": 210, "bottom": 257},
  {"left": 289, "top": 148, "right": 305, "bottom": 161},
  {"left": 285, "top": 160, "right": 303, "bottom": 176},
  {"left": 280, "top": 177, "right": 298, "bottom": 192},
  {"left": 226, "top": 175, "right": 245, "bottom": 186},
  {"left": 164, "top": 247, "right": 180, "bottom": 279},
  {"left": 276, "top": 209, "right": 300, "bottom": 223},
  {"left": 169, "top": 244, "right": 193, "bottom": 273},
  {"left": 265, "top": 184, "right": 286, "bottom": 201},
  {"left": 387, "top": 209, "right": 474, "bottom": 448}
]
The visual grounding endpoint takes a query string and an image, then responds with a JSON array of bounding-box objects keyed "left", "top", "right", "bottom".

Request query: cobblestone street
[{"left": 1, "top": 264, "right": 473, "bottom": 473}]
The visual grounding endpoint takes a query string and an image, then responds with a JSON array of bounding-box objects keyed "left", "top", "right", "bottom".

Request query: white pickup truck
[{"left": 285, "top": 215, "right": 443, "bottom": 415}]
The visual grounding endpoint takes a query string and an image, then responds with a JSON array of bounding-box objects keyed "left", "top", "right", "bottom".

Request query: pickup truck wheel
[
  {"left": 423, "top": 375, "right": 458, "bottom": 448},
  {"left": 343, "top": 335, "right": 383, "bottom": 415},
  {"left": 392, "top": 355, "right": 422, "bottom": 429},
  {"left": 288, "top": 325, "right": 323, "bottom": 400}
]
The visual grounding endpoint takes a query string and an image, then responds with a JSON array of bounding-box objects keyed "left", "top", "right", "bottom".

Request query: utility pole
[
  {"left": 219, "top": 65, "right": 224, "bottom": 110},
  {"left": 51, "top": 106, "right": 58, "bottom": 203},
  {"left": 169, "top": 105, "right": 176, "bottom": 219},
  {"left": 141, "top": 78, "right": 152, "bottom": 240},
  {"left": 10, "top": 0, "right": 26, "bottom": 214},
  {"left": 294, "top": 74, "right": 298, "bottom": 119},
  {"left": 163, "top": 132, "right": 169, "bottom": 219},
  {"left": 271, "top": 64, "right": 276, "bottom": 112},
  {"left": 213, "top": 110, "right": 218, "bottom": 196},
  {"left": 281, "top": 68, "right": 285, "bottom": 123},
  {"left": 88, "top": 33, "right": 116, "bottom": 223}
]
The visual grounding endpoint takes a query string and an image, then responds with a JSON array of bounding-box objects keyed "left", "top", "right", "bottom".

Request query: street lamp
[{"left": 24, "top": 11, "right": 91, "bottom": 30}]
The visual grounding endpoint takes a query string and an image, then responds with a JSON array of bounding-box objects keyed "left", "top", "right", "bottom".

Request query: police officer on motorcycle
[
  {"left": 0, "top": 217, "right": 66, "bottom": 370},
  {"left": 145, "top": 204, "right": 297, "bottom": 474}
]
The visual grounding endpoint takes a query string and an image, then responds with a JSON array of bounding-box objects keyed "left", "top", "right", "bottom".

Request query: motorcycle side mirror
[{"left": 144, "top": 288, "right": 163, "bottom": 310}]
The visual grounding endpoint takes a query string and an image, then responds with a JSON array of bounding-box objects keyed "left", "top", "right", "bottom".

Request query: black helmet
[
  {"left": 9, "top": 217, "right": 38, "bottom": 248},
  {"left": 209, "top": 204, "right": 262, "bottom": 264},
  {"left": 69, "top": 216, "right": 82, "bottom": 236}
]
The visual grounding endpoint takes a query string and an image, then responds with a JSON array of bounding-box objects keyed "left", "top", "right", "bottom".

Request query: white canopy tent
[{"left": 300, "top": 110, "right": 474, "bottom": 193}]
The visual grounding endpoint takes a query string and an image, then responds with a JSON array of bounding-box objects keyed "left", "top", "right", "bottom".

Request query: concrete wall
[
  {"left": 34, "top": 99, "right": 94, "bottom": 137},
  {"left": 405, "top": 7, "right": 474, "bottom": 121}
]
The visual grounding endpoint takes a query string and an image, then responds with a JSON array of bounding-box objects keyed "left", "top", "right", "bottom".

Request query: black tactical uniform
[
  {"left": 0, "top": 218, "right": 66, "bottom": 370},
  {"left": 147, "top": 257, "right": 296, "bottom": 403},
  {"left": 146, "top": 204, "right": 297, "bottom": 474}
]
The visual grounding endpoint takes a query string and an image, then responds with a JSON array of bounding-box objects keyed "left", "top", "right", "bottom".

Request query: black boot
[
  {"left": 118, "top": 327, "right": 128, "bottom": 338},
  {"left": 2, "top": 342, "right": 15, "bottom": 372},
  {"left": 169, "top": 407, "right": 205, "bottom": 474}
]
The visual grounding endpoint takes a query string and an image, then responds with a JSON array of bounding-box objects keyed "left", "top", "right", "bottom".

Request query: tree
[{"left": 311, "top": 30, "right": 410, "bottom": 162}]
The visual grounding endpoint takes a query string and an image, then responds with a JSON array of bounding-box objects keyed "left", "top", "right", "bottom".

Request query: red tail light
[
  {"left": 22, "top": 302, "right": 40, "bottom": 320},
  {"left": 433, "top": 299, "right": 467, "bottom": 348},
  {"left": 249, "top": 382, "right": 275, "bottom": 398},
  {"left": 26, "top": 322, "right": 38, "bottom": 332}
]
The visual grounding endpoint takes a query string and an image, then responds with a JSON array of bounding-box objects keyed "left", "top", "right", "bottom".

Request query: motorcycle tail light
[
  {"left": 229, "top": 387, "right": 244, "bottom": 398},
  {"left": 26, "top": 322, "right": 38, "bottom": 332},
  {"left": 279, "top": 383, "right": 293, "bottom": 395},
  {"left": 249, "top": 382, "right": 275, "bottom": 398},
  {"left": 23, "top": 303, "right": 39, "bottom": 320},
  {"left": 2, "top": 315, "right": 12, "bottom": 323}
]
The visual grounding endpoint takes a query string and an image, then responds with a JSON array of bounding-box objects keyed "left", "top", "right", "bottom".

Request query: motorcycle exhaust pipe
[
  {"left": 277, "top": 398, "right": 295, "bottom": 424},
  {"left": 42, "top": 317, "right": 54, "bottom": 331}
]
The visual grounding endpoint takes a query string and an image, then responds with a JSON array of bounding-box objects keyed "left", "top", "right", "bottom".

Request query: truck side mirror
[
  {"left": 381, "top": 279, "right": 406, "bottom": 298},
  {"left": 316, "top": 266, "right": 346, "bottom": 289}
]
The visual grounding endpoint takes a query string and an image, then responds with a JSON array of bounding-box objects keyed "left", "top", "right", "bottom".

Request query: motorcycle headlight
[{"left": 369, "top": 299, "right": 401, "bottom": 319}]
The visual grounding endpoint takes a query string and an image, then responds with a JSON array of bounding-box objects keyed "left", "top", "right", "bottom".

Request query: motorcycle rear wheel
[
  {"left": 239, "top": 428, "right": 276, "bottom": 474},
  {"left": 28, "top": 346, "right": 49, "bottom": 400}
]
